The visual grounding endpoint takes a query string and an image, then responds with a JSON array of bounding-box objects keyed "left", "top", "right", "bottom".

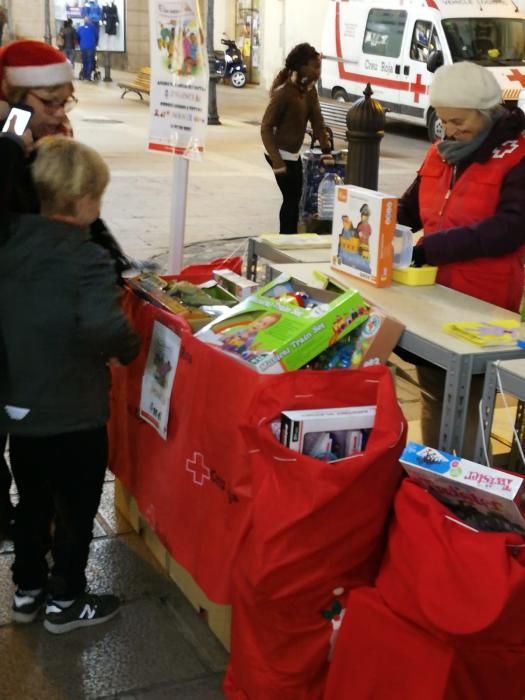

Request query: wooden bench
[
  {"left": 320, "top": 98, "right": 349, "bottom": 143},
  {"left": 118, "top": 67, "right": 151, "bottom": 100}
]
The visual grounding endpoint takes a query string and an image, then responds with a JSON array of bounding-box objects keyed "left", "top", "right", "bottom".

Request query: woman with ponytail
[{"left": 261, "top": 43, "right": 331, "bottom": 234}]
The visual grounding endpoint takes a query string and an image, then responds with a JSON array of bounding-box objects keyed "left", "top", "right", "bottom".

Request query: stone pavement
[{"left": 0, "top": 69, "right": 430, "bottom": 699}]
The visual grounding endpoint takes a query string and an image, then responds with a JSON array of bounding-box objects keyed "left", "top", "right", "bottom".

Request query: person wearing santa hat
[
  {"left": 0, "top": 41, "right": 132, "bottom": 542},
  {"left": 397, "top": 61, "right": 525, "bottom": 457}
]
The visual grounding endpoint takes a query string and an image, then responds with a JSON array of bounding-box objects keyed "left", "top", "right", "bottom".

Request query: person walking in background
[
  {"left": 76, "top": 16, "right": 97, "bottom": 81},
  {"left": 0, "top": 136, "right": 140, "bottom": 633},
  {"left": 59, "top": 19, "right": 77, "bottom": 69},
  {"left": 261, "top": 43, "right": 331, "bottom": 234},
  {"left": 397, "top": 61, "right": 525, "bottom": 457},
  {"left": 0, "top": 5, "right": 7, "bottom": 47}
]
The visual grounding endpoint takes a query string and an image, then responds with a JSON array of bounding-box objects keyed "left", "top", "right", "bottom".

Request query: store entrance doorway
[{"left": 235, "top": 0, "right": 260, "bottom": 84}]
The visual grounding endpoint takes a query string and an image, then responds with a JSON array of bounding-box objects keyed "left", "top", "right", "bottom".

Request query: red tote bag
[
  {"left": 374, "top": 479, "right": 525, "bottom": 700},
  {"left": 224, "top": 365, "right": 407, "bottom": 700},
  {"left": 109, "top": 289, "right": 267, "bottom": 603},
  {"left": 324, "top": 586, "right": 454, "bottom": 700}
]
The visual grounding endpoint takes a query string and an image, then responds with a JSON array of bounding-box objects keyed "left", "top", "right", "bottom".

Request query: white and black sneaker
[
  {"left": 12, "top": 588, "right": 46, "bottom": 623},
  {"left": 44, "top": 593, "right": 120, "bottom": 635}
]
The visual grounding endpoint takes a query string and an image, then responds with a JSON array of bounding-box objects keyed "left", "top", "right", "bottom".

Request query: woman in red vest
[{"left": 397, "top": 61, "right": 525, "bottom": 456}]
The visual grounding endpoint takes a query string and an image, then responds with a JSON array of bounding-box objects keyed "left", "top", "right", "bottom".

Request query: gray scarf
[{"left": 437, "top": 106, "right": 505, "bottom": 165}]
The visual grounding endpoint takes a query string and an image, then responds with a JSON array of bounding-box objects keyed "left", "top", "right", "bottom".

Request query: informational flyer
[
  {"left": 148, "top": 0, "right": 208, "bottom": 155},
  {"left": 54, "top": 1, "right": 126, "bottom": 52},
  {"left": 139, "top": 321, "right": 181, "bottom": 439}
]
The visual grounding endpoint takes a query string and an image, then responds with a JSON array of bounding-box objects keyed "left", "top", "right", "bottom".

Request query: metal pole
[
  {"left": 207, "top": 0, "right": 221, "bottom": 125},
  {"left": 44, "top": 0, "right": 52, "bottom": 44},
  {"left": 167, "top": 156, "right": 188, "bottom": 274}
]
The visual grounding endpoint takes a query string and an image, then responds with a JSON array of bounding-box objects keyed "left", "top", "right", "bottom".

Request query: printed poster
[
  {"left": 139, "top": 321, "right": 181, "bottom": 439},
  {"left": 148, "top": 0, "right": 208, "bottom": 155}
]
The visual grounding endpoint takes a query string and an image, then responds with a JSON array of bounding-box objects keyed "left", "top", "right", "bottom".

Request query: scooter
[{"left": 211, "top": 37, "right": 247, "bottom": 88}]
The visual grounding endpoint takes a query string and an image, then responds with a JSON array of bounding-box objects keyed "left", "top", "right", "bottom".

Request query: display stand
[{"left": 474, "top": 358, "right": 525, "bottom": 467}]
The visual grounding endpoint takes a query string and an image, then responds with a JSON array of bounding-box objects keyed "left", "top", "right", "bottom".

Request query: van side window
[
  {"left": 410, "top": 21, "right": 441, "bottom": 62},
  {"left": 363, "top": 9, "right": 407, "bottom": 58}
]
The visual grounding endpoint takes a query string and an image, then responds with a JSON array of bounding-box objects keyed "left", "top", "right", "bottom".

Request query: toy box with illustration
[
  {"left": 331, "top": 185, "right": 397, "bottom": 287},
  {"left": 196, "top": 273, "right": 368, "bottom": 373},
  {"left": 309, "top": 305, "right": 404, "bottom": 369},
  {"left": 280, "top": 405, "right": 376, "bottom": 462},
  {"left": 212, "top": 268, "right": 259, "bottom": 300},
  {"left": 400, "top": 442, "right": 525, "bottom": 533}
]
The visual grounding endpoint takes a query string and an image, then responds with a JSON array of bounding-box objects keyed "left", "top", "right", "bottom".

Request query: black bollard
[
  {"left": 208, "top": 57, "right": 221, "bottom": 125},
  {"left": 103, "top": 50, "right": 112, "bottom": 82},
  {"left": 345, "top": 83, "right": 385, "bottom": 191}
]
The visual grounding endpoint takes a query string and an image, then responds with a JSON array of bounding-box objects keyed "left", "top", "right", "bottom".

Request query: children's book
[
  {"left": 259, "top": 233, "right": 332, "bottom": 249},
  {"left": 442, "top": 320, "right": 520, "bottom": 346}
]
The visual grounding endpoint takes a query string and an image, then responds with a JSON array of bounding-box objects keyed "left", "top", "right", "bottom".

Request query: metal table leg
[{"left": 439, "top": 353, "right": 473, "bottom": 454}]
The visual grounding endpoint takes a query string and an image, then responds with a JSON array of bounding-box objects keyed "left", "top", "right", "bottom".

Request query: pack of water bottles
[{"left": 299, "top": 128, "right": 347, "bottom": 231}]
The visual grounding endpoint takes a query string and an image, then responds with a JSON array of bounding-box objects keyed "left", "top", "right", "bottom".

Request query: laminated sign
[
  {"left": 140, "top": 320, "right": 181, "bottom": 438},
  {"left": 148, "top": 0, "right": 208, "bottom": 155}
]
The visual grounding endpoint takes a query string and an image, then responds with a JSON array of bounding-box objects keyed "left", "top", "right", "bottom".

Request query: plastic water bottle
[{"left": 317, "top": 172, "right": 344, "bottom": 220}]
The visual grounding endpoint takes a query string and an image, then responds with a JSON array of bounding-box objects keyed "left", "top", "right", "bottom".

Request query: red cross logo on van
[
  {"left": 507, "top": 69, "right": 525, "bottom": 87},
  {"left": 410, "top": 74, "right": 427, "bottom": 103},
  {"left": 186, "top": 452, "right": 211, "bottom": 486}
]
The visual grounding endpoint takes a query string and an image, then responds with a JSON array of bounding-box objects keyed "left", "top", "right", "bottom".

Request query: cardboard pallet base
[{"left": 114, "top": 479, "right": 232, "bottom": 650}]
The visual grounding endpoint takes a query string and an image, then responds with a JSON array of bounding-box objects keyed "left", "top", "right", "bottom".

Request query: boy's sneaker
[
  {"left": 12, "top": 589, "right": 46, "bottom": 623},
  {"left": 44, "top": 593, "right": 120, "bottom": 635}
]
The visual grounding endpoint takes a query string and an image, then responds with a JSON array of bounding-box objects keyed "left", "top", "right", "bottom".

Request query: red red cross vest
[{"left": 418, "top": 137, "right": 525, "bottom": 311}]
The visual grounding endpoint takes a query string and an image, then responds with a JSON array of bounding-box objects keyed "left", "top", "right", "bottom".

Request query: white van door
[{"left": 399, "top": 17, "right": 446, "bottom": 139}]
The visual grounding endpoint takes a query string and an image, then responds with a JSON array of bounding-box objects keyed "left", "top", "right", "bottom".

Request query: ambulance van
[{"left": 320, "top": 0, "right": 525, "bottom": 140}]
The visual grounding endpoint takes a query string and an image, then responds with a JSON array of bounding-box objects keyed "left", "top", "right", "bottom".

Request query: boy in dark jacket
[{"left": 0, "top": 135, "right": 140, "bottom": 634}]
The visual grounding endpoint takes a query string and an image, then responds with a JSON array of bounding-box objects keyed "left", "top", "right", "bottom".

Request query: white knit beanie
[{"left": 429, "top": 61, "right": 502, "bottom": 110}]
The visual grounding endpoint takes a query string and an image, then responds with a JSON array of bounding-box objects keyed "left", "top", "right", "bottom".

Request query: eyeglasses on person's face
[{"left": 28, "top": 92, "right": 78, "bottom": 113}]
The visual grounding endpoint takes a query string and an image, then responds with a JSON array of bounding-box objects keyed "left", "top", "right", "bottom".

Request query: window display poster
[
  {"left": 54, "top": 0, "right": 126, "bottom": 52},
  {"left": 139, "top": 321, "right": 181, "bottom": 440},
  {"left": 148, "top": 0, "right": 208, "bottom": 156}
]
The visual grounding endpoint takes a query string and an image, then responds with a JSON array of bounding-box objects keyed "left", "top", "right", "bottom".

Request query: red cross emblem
[
  {"left": 507, "top": 68, "right": 525, "bottom": 87},
  {"left": 186, "top": 452, "right": 210, "bottom": 486},
  {"left": 410, "top": 74, "right": 427, "bottom": 104},
  {"left": 492, "top": 139, "right": 519, "bottom": 159}
]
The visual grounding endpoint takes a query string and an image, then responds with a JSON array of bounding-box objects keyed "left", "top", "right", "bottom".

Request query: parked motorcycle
[{"left": 211, "top": 37, "right": 247, "bottom": 88}]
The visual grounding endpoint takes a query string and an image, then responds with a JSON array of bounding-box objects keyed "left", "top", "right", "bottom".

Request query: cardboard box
[
  {"left": 280, "top": 405, "right": 376, "bottom": 461},
  {"left": 349, "top": 306, "right": 404, "bottom": 368},
  {"left": 400, "top": 442, "right": 525, "bottom": 533},
  {"left": 307, "top": 304, "right": 404, "bottom": 370},
  {"left": 196, "top": 273, "right": 368, "bottom": 373},
  {"left": 331, "top": 185, "right": 397, "bottom": 287},
  {"left": 212, "top": 269, "right": 258, "bottom": 300}
]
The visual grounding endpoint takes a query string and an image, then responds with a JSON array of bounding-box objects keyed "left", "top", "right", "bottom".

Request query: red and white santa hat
[{"left": 0, "top": 40, "right": 74, "bottom": 88}]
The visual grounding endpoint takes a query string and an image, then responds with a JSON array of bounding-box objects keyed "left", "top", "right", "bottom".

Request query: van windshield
[{"left": 442, "top": 18, "right": 525, "bottom": 64}]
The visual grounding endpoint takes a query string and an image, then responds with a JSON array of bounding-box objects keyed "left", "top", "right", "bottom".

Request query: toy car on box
[
  {"left": 331, "top": 185, "right": 397, "bottom": 287},
  {"left": 196, "top": 273, "right": 368, "bottom": 373}
]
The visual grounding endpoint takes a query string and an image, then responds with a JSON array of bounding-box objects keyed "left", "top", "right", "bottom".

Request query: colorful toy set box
[
  {"left": 400, "top": 442, "right": 525, "bottom": 534},
  {"left": 196, "top": 273, "right": 368, "bottom": 373},
  {"left": 331, "top": 184, "right": 398, "bottom": 287}
]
